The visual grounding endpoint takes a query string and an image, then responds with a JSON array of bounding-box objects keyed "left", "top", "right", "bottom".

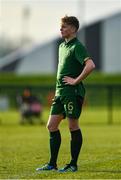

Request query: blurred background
[
  {"left": 0, "top": 0, "right": 121, "bottom": 125},
  {"left": 1, "top": 1, "right": 121, "bottom": 178}
]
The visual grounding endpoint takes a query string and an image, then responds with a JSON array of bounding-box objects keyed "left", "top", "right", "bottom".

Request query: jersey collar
[{"left": 64, "top": 37, "right": 77, "bottom": 45}]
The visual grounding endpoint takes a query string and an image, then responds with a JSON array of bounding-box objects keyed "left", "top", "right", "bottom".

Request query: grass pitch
[{"left": 0, "top": 108, "right": 121, "bottom": 179}]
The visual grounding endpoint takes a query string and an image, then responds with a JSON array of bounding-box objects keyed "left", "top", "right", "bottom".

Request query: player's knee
[
  {"left": 46, "top": 123, "right": 50, "bottom": 130},
  {"left": 69, "top": 126, "right": 79, "bottom": 131},
  {"left": 46, "top": 123, "right": 57, "bottom": 132},
  {"left": 68, "top": 122, "right": 79, "bottom": 131},
  {"left": 69, "top": 126, "right": 78, "bottom": 131}
]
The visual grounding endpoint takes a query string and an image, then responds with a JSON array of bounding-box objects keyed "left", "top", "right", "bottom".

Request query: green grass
[{"left": 0, "top": 108, "right": 121, "bottom": 179}]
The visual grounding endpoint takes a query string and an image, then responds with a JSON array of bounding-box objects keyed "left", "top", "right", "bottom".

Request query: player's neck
[{"left": 65, "top": 35, "right": 76, "bottom": 43}]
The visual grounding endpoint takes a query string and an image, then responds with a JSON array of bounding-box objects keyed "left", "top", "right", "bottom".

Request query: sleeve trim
[{"left": 84, "top": 57, "right": 90, "bottom": 62}]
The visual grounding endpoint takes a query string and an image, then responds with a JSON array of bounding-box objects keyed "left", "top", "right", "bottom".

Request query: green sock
[
  {"left": 70, "top": 129, "right": 83, "bottom": 166},
  {"left": 49, "top": 130, "right": 61, "bottom": 166}
]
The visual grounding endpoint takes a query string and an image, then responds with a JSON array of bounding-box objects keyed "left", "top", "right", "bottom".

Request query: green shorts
[{"left": 50, "top": 96, "right": 84, "bottom": 119}]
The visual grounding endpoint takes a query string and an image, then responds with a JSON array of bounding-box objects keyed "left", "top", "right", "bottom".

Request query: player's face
[{"left": 60, "top": 23, "right": 76, "bottom": 39}]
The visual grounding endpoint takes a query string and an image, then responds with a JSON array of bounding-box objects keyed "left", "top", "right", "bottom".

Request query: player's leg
[
  {"left": 47, "top": 114, "right": 63, "bottom": 132},
  {"left": 59, "top": 96, "right": 83, "bottom": 172},
  {"left": 36, "top": 97, "right": 65, "bottom": 171},
  {"left": 68, "top": 118, "right": 83, "bottom": 169},
  {"left": 47, "top": 114, "right": 63, "bottom": 168}
]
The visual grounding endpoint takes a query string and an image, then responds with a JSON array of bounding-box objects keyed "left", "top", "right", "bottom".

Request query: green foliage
[
  {"left": 0, "top": 108, "right": 121, "bottom": 179},
  {"left": 84, "top": 72, "right": 121, "bottom": 84},
  {"left": 0, "top": 72, "right": 121, "bottom": 85},
  {"left": 0, "top": 73, "right": 56, "bottom": 86}
]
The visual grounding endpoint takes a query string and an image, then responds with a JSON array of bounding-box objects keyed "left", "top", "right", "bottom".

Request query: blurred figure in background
[{"left": 17, "top": 88, "right": 43, "bottom": 125}]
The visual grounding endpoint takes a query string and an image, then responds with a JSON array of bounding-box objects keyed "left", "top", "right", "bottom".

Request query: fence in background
[{"left": 0, "top": 84, "right": 121, "bottom": 124}]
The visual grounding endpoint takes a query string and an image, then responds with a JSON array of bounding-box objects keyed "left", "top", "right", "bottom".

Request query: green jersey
[{"left": 55, "top": 37, "right": 90, "bottom": 97}]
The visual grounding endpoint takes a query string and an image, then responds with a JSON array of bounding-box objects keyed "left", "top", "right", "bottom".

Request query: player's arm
[{"left": 63, "top": 58, "right": 95, "bottom": 85}]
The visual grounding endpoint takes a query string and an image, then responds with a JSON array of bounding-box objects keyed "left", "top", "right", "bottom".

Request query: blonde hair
[{"left": 61, "top": 15, "right": 79, "bottom": 31}]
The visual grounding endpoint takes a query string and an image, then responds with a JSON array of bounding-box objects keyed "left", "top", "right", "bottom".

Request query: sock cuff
[
  {"left": 70, "top": 129, "right": 82, "bottom": 141},
  {"left": 71, "top": 129, "right": 81, "bottom": 135},
  {"left": 50, "top": 130, "right": 60, "bottom": 137}
]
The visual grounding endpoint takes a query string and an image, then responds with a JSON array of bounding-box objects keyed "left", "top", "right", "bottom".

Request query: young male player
[{"left": 36, "top": 16, "right": 95, "bottom": 172}]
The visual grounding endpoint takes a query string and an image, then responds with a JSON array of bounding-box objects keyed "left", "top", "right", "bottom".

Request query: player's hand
[{"left": 63, "top": 76, "right": 78, "bottom": 85}]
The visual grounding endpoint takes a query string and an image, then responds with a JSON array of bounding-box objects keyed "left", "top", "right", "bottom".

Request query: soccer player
[{"left": 36, "top": 16, "right": 95, "bottom": 172}]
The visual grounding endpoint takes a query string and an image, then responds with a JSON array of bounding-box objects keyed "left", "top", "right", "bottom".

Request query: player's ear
[{"left": 71, "top": 25, "right": 77, "bottom": 33}]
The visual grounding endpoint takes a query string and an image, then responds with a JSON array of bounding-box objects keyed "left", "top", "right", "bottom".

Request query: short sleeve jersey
[{"left": 55, "top": 37, "right": 90, "bottom": 97}]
